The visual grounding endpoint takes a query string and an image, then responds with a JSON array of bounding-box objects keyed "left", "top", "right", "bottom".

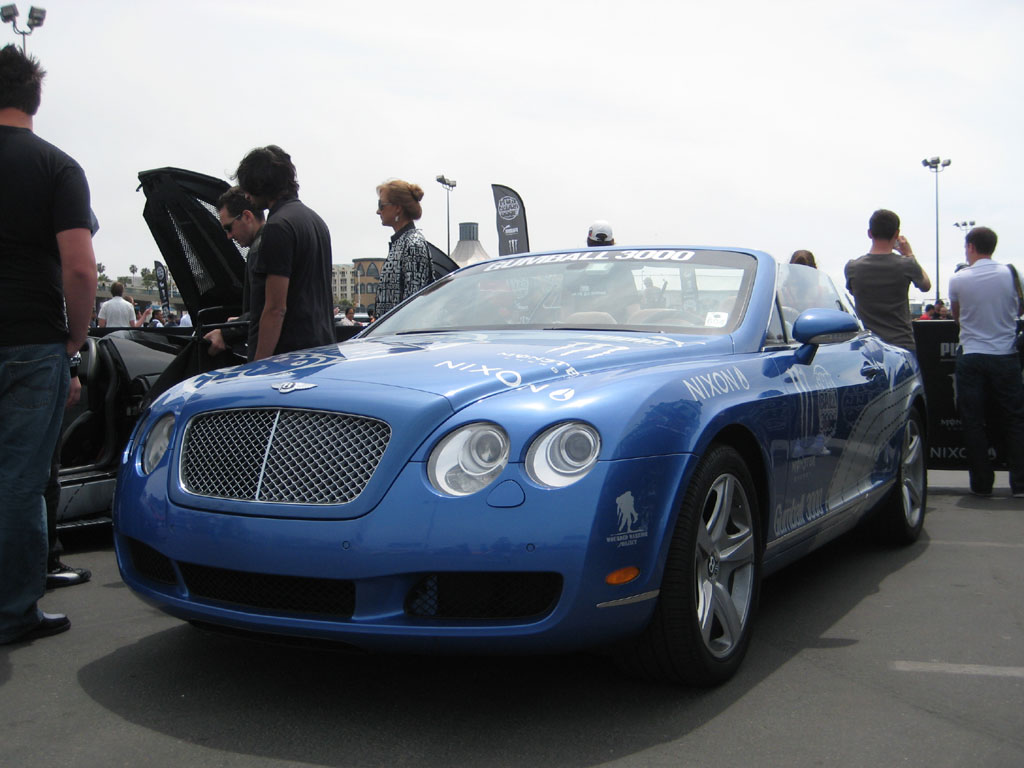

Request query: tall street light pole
[
  {"left": 436, "top": 175, "right": 456, "bottom": 256},
  {"left": 921, "top": 156, "right": 951, "bottom": 303},
  {"left": 1, "top": 5, "right": 46, "bottom": 54}
]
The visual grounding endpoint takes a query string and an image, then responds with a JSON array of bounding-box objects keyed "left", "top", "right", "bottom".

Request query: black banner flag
[
  {"left": 154, "top": 260, "right": 171, "bottom": 319},
  {"left": 491, "top": 184, "right": 529, "bottom": 256}
]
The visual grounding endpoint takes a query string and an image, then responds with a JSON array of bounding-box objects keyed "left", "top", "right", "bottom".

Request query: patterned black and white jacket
[{"left": 376, "top": 223, "right": 433, "bottom": 317}]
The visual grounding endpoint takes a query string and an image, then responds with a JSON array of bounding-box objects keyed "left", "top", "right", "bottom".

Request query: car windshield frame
[{"left": 365, "top": 248, "right": 758, "bottom": 337}]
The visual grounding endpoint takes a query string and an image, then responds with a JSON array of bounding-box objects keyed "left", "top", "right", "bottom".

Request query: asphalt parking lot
[{"left": 2, "top": 472, "right": 1023, "bottom": 768}]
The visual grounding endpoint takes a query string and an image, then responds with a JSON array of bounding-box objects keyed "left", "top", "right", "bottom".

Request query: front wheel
[{"left": 619, "top": 444, "right": 761, "bottom": 686}]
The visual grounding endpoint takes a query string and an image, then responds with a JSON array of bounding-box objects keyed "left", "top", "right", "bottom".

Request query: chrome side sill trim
[{"left": 596, "top": 590, "right": 660, "bottom": 609}]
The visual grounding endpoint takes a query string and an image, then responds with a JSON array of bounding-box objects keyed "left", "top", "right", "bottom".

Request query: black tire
[
  {"left": 618, "top": 444, "right": 761, "bottom": 686},
  {"left": 879, "top": 408, "right": 927, "bottom": 545}
]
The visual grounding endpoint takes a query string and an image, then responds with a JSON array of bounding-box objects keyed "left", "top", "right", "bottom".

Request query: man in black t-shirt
[
  {"left": 233, "top": 145, "right": 334, "bottom": 361},
  {"left": 0, "top": 45, "right": 97, "bottom": 645}
]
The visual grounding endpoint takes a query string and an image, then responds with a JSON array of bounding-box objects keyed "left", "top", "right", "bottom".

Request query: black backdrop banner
[
  {"left": 491, "top": 184, "right": 529, "bottom": 256},
  {"left": 912, "top": 319, "right": 1013, "bottom": 469}
]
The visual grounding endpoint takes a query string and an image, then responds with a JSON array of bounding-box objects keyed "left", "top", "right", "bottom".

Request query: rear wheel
[
  {"left": 619, "top": 444, "right": 760, "bottom": 686},
  {"left": 880, "top": 408, "right": 926, "bottom": 545}
]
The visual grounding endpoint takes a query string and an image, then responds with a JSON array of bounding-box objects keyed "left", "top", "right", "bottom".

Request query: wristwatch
[{"left": 69, "top": 352, "right": 82, "bottom": 378}]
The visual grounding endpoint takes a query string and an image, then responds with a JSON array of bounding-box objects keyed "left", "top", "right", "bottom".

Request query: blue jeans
[
  {"left": 955, "top": 352, "right": 1024, "bottom": 494},
  {"left": 0, "top": 343, "right": 68, "bottom": 642}
]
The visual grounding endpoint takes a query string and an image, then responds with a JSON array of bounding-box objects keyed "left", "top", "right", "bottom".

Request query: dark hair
[
  {"left": 216, "top": 185, "right": 265, "bottom": 221},
  {"left": 966, "top": 226, "right": 997, "bottom": 256},
  {"left": 0, "top": 44, "right": 45, "bottom": 115},
  {"left": 924, "top": 304, "right": 934, "bottom": 313},
  {"left": 377, "top": 179, "right": 424, "bottom": 221},
  {"left": 790, "top": 250, "right": 817, "bottom": 268},
  {"left": 868, "top": 209, "right": 900, "bottom": 240},
  {"left": 234, "top": 145, "right": 299, "bottom": 202},
  {"left": 110, "top": 281, "right": 124, "bottom": 297}
]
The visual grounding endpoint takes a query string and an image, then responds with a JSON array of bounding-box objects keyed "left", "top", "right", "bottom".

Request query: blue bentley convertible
[{"left": 113, "top": 246, "right": 926, "bottom": 685}]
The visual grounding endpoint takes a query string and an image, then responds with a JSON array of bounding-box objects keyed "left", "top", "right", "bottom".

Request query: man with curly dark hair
[{"left": 233, "top": 145, "right": 334, "bottom": 361}]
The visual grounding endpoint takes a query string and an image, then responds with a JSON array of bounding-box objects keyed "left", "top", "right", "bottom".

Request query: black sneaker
[{"left": 46, "top": 563, "right": 92, "bottom": 589}]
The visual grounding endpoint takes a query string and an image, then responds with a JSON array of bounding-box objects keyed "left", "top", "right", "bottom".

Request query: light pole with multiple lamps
[
  {"left": 435, "top": 174, "right": 456, "bottom": 257},
  {"left": 952, "top": 220, "right": 975, "bottom": 273},
  {"left": 921, "top": 156, "right": 951, "bottom": 303},
  {"left": 1, "top": 5, "right": 46, "bottom": 53}
]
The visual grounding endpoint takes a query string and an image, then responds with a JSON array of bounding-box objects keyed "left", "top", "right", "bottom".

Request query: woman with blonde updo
[{"left": 374, "top": 179, "right": 433, "bottom": 317}]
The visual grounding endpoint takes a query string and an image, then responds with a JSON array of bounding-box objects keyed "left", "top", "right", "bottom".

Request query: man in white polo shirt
[
  {"left": 948, "top": 226, "right": 1024, "bottom": 497},
  {"left": 97, "top": 281, "right": 136, "bottom": 327}
]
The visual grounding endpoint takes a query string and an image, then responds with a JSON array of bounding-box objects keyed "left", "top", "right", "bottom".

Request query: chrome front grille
[{"left": 181, "top": 408, "right": 390, "bottom": 504}]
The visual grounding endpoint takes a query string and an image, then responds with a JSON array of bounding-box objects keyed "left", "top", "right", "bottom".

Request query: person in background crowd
[
  {"left": 234, "top": 145, "right": 334, "bottom": 361},
  {"left": 339, "top": 306, "right": 358, "bottom": 326},
  {"left": 844, "top": 209, "right": 931, "bottom": 353},
  {"left": 0, "top": 44, "right": 97, "bottom": 644},
  {"left": 934, "top": 298, "right": 951, "bottom": 319},
  {"left": 178, "top": 309, "right": 192, "bottom": 328},
  {"left": 148, "top": 308, "right": 164, "bottom": 328},
  {"left": 920, "top": 303, "right": 935, "bottom": 320},
  {"left": 948, "top": 226, "right": 1024, "bottom": 497},
  {"left": 587, "top": 220, "right": 615, "bottom": 247},
  {"left": 97, "top": 281, "right": 135, "bottom": 327},
  {"left": 374, "top": 179, "right": 433, "bottom": 317},
  {"left": 204, "top": 186, "right": 264, "bottom": 357},
  {"left": 790, "top": 250, "right": 817, "bottom": 268}
]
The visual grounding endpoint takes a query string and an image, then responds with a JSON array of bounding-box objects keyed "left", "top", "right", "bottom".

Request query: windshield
[{"left": 366, "top": 248, "right": 757, "bottom": 336}]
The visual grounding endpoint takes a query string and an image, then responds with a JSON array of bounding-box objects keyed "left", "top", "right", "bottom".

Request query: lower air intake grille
[
  {"left": 129, "top": 539, "right": 177, "bottom": 585},
  {"left": 181, "top": 408, "right": 390, "bottom": 504},
  {"left": 405, "top": 572, "right": 562, "bottom": 620},
  {"left": 178, "top": 562, "right": 355, "bottom": 617}
]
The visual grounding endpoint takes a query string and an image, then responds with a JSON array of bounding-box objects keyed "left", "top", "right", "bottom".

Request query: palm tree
[
  {"left": 96, "top": 262, "right": 106, "bottom": 275},
  {"left": 129, "top": 264, "right": 138, "bottom": 285}
]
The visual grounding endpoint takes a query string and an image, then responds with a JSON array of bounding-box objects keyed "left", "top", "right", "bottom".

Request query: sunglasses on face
[{"left": 222, "top": 214, "right": 242, "bottom": 233}]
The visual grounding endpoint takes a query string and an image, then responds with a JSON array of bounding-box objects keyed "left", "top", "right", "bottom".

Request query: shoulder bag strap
[{"left": 1008, "top": 264, "right": 1024, "bottom": 318}]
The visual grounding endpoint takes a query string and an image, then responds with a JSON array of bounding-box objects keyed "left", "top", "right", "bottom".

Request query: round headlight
[
  {"left": 141, "top": 413, "right": 175, "bottom": 475},
  {"left": 428, "top": 422, "right": 510, "bottom": 496},
  {"left": 526, "top": 422, "right": 601, "bottom": 488}
]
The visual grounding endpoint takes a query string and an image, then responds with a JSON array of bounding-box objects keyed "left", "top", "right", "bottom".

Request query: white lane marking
[
  {"left": 928, "top": 540, "right": 1024, "bottom": 549},
  {"left": 892, "top": 661, "right": 1024, "bottom": 679}
]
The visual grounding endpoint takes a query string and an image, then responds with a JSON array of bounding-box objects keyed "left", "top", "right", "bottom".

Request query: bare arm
[
  {"left": 895, "top": 235, "right": 932, "bottom": 293},
  {"left": 56, "top": 228, "right": 97, "bottom": 356},
  {"left": 253, "top": 274, "right": 289, "bottom": 361}
]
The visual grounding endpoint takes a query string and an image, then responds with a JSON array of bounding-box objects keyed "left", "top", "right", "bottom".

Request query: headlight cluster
[
  {"left": 427, "top": 422, "right": 509, "bottom": 496},
  {"left": 141, "top": 413, "right": 175, "bottom": 475},
  {"left": 427, "top": 421, "right": 601, "bottom": 496},
  {"left": 526, "top": 422, "right": 601, "bottom": 488}
]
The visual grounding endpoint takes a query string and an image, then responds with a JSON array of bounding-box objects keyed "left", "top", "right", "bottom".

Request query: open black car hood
[{"left": 138, "top": 167, "right": 245, "bottom": 324}]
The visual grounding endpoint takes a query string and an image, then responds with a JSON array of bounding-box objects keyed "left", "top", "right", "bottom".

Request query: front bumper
[{"left": 114, "top": 454, "right": 695, "bottom": 653}]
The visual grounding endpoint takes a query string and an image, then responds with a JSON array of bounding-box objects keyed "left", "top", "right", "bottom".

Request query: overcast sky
[{"left": 15, "top": 0, "right": 1023, "bottom": 302}]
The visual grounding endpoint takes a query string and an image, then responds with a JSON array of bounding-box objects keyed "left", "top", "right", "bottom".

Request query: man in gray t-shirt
[{"left": 844, "top": 209, "right": 932, "bottom": 352}]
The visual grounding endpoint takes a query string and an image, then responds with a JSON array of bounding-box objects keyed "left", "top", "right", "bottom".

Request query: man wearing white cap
[{"left": 587, "top": 220, "right": 615, "bottom": 247}]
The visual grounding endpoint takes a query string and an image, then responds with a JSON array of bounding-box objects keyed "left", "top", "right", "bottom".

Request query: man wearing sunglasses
[{"left": 204, "top": 187, "right": 265, "bottom": 357}]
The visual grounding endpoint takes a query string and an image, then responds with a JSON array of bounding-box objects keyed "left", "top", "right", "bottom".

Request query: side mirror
[{"left": 792, "top": 309, "right": 860, "bottom": 365}]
